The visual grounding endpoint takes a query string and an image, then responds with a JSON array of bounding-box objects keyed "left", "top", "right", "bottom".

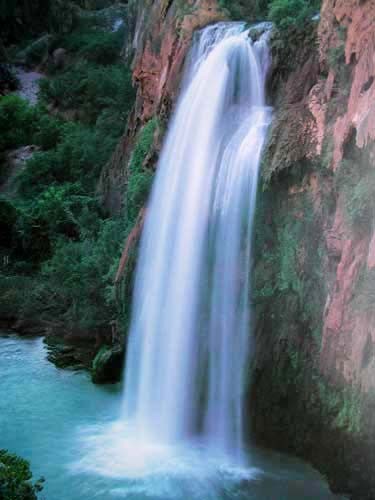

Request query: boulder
[
  {"left": 91, "top": 344, "right": 125, "bottom": 384},
  {"left": 52, "top": 48, "right": 67, "bottom": 69}
]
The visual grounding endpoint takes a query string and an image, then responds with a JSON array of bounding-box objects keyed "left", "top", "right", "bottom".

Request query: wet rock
[
  {"left": 43, "top": 334, "right": 99, "bottom": 371},
  {"left": 52, "top": 48, "right": 67, "bottom": 69},
  {"left": 91, "top": 344, "right": 124, "bottom": 384}
]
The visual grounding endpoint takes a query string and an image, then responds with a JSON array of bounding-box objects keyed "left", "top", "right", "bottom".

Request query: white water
[{"left": 122, "top": 21, "right": 272, "bottom": 463}]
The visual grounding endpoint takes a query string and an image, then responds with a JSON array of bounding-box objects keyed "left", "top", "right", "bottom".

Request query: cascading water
[
  {"left": 71, "top": 23, "right": 339, "bottom": 499},
  {"left": 122, "top": 22, "right": 272, "bottom": 462}
]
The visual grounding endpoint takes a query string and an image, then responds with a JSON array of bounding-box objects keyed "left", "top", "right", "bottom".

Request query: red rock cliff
[{"left": 98, "top": 0, "right": 225, "bottom": 214}]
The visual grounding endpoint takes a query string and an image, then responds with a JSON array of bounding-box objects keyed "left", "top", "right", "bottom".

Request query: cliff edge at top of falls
[{"left": 98, "top": 0, "right": 226, "bottom": 214}]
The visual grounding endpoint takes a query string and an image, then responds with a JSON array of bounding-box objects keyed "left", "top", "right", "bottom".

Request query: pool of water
[{"left": 0, "top": 332, "right": 342, "bottom": 500}]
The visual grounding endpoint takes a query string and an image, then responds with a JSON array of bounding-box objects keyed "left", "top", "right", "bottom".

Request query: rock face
[
  {"left": 91, "top": 344, "right": 125, "bottom": 384},
  {"left": 99, "top": 0, "right": 225, "bottom": 213},
  {"left": 251, "top": 1, "right": 375, "bottom": 498}
]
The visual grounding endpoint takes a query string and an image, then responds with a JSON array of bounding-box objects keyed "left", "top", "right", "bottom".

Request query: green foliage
[
  {"left": 268, "top": 0, "right": 320, "bottom": 30},
  {"left": 15, "top": 120, "right": 115, "bottom": 202},
  {"left": 0, "top": 95, "right": 37, "bottom": 152},
  {"left": 33, "top": 111, "right": 64, "bottom": 150},
  {"left": 353, "top": 268, "right": 375, "bottom": 313},
  {"left": 336, "top": 158, "right": 375, "bottom": 229},
  {"left": 0, "top": 273, "right": 34, "bottom": 318},
  {"left": 254, "top": 172, "right": 327, "bottom": 356},
  {"left": 334, "top": 391, "right": 362, "bottom": 434},
  {"left": 125, "top": 118, "right": 158, "bottom": 226},
  {"left": 276, "top": 221, "right": 303, "bottom": 300},
  {"left": 327, "top": 44, "right": 345, "bottom": 71},
  {"left": 0, "top": 10, "right": 138, "bottom": 334},
  {"left": 218, "top": 0, "right": 243, "bottom": 20},
  {"left": 63, "top": 27, "right": 125, "bottom": 65},
  {"left": 218, "top": 0, "right": 269, "bottom": 21},
  {"left": 0, "top": 97, "right": 65, "bottom": 153},
  {"left": 32, "top": 217, "right": 124, "bottom": 330},
  {"left": 39, "top": 61, "right": 134, "bottom": 125},
  {"left": 0, "top": 449, "right": 44, "bottom": 500}
]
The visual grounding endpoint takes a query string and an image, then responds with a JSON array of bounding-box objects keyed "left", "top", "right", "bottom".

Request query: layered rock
[{"left": 252, "top": 1, "right": 375, "bottom": 498}]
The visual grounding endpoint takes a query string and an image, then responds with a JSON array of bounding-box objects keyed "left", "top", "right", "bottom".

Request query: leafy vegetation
[
  {"left": 0, "top": 10, "right": 141, "bottom": 337},
  {"left": 218, "top": 0, "right": 321, "bottom": 29},
  {"left": 125, "top": 119, "right": 158, "bottom": 226},
  {"left": 39, "top": 61, "right": 134, "bottom": 126},
  {"left": 335, "top": 153, "right": 375, "bottom": 230},
  {"left": 0, "top": 450, "right": 44, "bottom": 500},
  {"left": 0, "top": 95, "right": 37, "bottom": 151},
  {"left": 268, "top": 0, "right": 320, "bottom": 30}
]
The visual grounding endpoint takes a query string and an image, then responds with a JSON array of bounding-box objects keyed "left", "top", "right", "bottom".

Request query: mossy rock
[{"left": 91, "top": 344, "right": 124, "bottom": 384}]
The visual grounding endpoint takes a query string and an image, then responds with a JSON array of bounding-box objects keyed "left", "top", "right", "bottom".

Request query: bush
[
  {"left": 0, "top": 449, "right": 44, "bottom": 500},
  {"left": 29, "top": 216, "right": 126, "bottom": 330},
  {"left": 39, "top": 61, "right": 134, "bottom": 125},
  {"left": 0, "top": 95, "right": 36, "bottom": 152},
  {"left": 16, "top": 122, "right": 112, "bottom": 198},
  {"left": 62, "top": 27, "right": 125, "bottom": 65},
  {"left": 268, "top": 0, "right": 320, "bottom": 30},
  {"left": 126, "top": 118, "right": 158, "bottom": 225},
  {"left": 33, "top": 112, "right": 64, "bottom": 150},
  {"left": 218, "top": 0, "right": 268, "bottom": 21},
  {"left": 0, "top": 11, "right": 137, "bottom": 333}
]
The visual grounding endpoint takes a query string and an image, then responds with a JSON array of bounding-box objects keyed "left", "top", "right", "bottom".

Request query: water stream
[{"left": 123, "top": 21, "right": 271, "bottom": 463}]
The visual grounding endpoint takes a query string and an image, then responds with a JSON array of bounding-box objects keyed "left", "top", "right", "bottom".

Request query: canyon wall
[
  {"left": 251, "top": 1, "right": 375, "bottom": 498},
  {"left": 99, "top": 0, "right": 225, "bottom": 214}
]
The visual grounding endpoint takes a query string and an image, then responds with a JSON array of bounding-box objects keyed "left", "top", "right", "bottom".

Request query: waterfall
[{"left": 122, "top": 22, "right": 272, "bottom": 462}]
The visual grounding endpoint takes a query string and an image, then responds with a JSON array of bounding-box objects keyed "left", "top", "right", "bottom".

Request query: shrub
[
  {"left": 62, "top": 27, "right": 126, "bottom": 65},
  {"left": 218, "top": 0, "right": 268, "bottom": 21},
  {"left": 126, "top": 118, "right": 158, "bottom": 225},
  {"left": 39, "top": 61, "right": 134, "bottom": 125},
  {"left": 268, "top": 0, "right": 320, "bottom": 30},
  {"left": 30, "top": 216, "right": 126, "bottom": 330},
  {"left": 0, "top": 95, "right": 36, "bottom": 152},
  {"left": 0, "top": 449, "right": 44, "bottom": 500},
  {"left": 16, "top": 122, "right": 111, "bottom": 198},
  {"left": 33, "top": 111, "right": 64, "bottom": 150},
  {"left": 0, "top": 10, "right": 137, "bottom": 332}
]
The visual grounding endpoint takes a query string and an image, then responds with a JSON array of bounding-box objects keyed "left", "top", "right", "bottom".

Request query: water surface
[{"left": 0, "top": 333, "right": 342, "bottom": 500}]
